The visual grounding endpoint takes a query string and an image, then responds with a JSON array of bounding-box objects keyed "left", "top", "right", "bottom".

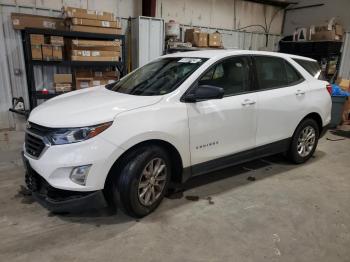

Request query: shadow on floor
[
  {"left": 19, "top": 151, "right": 326, "bottom": 225},
  {"left": 330, "top": 129, "right": 350, "bottom": 139}
]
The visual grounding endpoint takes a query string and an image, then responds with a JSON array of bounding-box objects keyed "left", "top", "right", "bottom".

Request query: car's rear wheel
[
  {"left": 287, "top": 118, "right": 319, "bottom": 164},
  {"left": 111, "top": 145, "right": 171, "bottom": 218}
]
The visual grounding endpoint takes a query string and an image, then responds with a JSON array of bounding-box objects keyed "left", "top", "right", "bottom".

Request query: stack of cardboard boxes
[
  {"left": 63, "top": 7, "right": 122, "bottom": 35},
  {"left": 30, "top": 34, "right": 64, "bottom": 61},
  {"left": 70, "top": 39, "right": 120, "bottom": 62},
  {"left": 75, "top": 69, "right": 119, "bottom": 89},
  {"left": 185, "top": 28, "right": 222, "bottom": 48},
  {"left": 54, "top": 74, "right": 72, "bottom": 92}
]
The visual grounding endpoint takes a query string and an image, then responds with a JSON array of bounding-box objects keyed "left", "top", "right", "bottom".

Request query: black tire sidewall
[
  {"left": 289, "top": 119, "right": 319, "bottom": 164},
  {"left": 115, "top": 146, "right": 171, "bottom": 218}
]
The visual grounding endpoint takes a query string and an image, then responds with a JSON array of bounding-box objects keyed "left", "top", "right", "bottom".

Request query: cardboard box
[
  {"left": 71, "top": 50, "right": 120, "bottom": 57},
  {"left": 71, "top": 39, "right": 121, "bottom": 47},
  {"left": 92, "top": 79, "right": 107, "bottom": 86},
  {"left": 52, "top": 46, "right": 63, "bottom": 60},
  {"left": 71, "top": 55, "right": 119, "bottom": 61},
  {"left": 54, "top": 74, "right": 72, "bottom": 84},
  {"left": 70, "top": 39, "right": 121, "bottom": 51},
  {"left": 208, "top": 32, "right": 221, "bottom": 47},
  {"left": 30, "top": 34, "right": 44, "bottom": 45},
  {"left": 31, "top": 45, "right": 42, "bottom": 60},
  {"left": 72, "top": 45, "right": 121, "bottom": 51},
  {"left": 338, "top": 78, "right": 350, "bottom": 91},
  {"left": 42, "top": 44, "right": 53, "bottom": 60},
  {"left": 63, "top": 6, "right": 116, "bottom": 21},
  {"left": 75, "top": 69, "right": 93, "bottom": 78},
  {"left": 70, "top": 18, "right": 121, "bottom": 28},
  {"left": 310, "top": 26, "right": 341, "bottom": 41},
  {"left": 11, "top": 13, "right": 66, "bottom": 30},
  {"left": 95, "top": 70, "right": 119, "bottom": 78},
  {"left": 75, "top": 77, "right": 93, "bottom": 89},
  {"left": 50, "top": 36, "right": 64, "bottom": 46},
  {"left": 75, "top": 69, "right": 119, "bottom": 79},
  {"left": 92, "top": 78, "right": 118, "bottom": 86},
  {"left": 70, "top": 25, "right": 121, "bottom": 35},
  {"left": 335, "top": 24, "right": 343, "bottom": 36},
  {"left": 185, "top": 29, "right": 208, "bottom": 47},
  {"left": 55, "top": 83, "right": 72, "bottom": 92}
]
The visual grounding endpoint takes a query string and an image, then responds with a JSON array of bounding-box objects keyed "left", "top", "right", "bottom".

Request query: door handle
[
  {"left": 241, "top": 99, "right": 256, "bottom": 106},
  {"left": 296, "top": 90, "right": 305, "bottom": 96}
]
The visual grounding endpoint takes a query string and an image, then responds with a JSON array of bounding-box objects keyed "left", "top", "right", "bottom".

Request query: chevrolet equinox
[{"left": 23, "top": 50, "right": 332, "bottom": 217}]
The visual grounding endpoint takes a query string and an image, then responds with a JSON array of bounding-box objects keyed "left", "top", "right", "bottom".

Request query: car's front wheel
[
  {"left": 112, "top": 145, "right": 171, "bottom": 218},
  {"left": 287, "top": 118, "right": 319, "bottom": 164}
]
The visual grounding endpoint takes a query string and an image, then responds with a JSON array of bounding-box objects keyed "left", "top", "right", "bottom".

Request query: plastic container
[
  {"left": 330, "top": 96, "right": 347, "bottom": 127},
  {"left": 165, "top": 20, "right": 180, "bottom": 38}
]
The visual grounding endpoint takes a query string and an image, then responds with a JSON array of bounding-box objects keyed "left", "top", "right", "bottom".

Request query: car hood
[{"left": 28, "top": 86, "right": 163, "bottom": 128}]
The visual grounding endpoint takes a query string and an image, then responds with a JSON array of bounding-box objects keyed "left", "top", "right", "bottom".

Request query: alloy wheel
[
  {"left": 297, "top": 126, "right": 316, "bottom": 157},
  {"left": 138, "top": 158, "right": 167, "bottom": 206}
]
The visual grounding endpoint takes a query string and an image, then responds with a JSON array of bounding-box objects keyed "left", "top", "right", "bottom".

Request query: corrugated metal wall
[{"left": 339, "top": 32, "right": 350, "bottom": 79}]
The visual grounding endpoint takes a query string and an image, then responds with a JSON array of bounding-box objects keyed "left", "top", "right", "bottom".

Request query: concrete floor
[{"left": 0, "top": 129, "right": 350, "bottom": 262}]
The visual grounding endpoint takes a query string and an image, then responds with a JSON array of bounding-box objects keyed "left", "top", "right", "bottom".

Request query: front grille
[
  {"left": 28, "top": 122, "right": 55, "bottom": 135},
  {"left": 25, "top": 122, "right": 53, "bottom": 158},
  {"left": 25, "top": 132, "right": 46, "bottom": 158}
]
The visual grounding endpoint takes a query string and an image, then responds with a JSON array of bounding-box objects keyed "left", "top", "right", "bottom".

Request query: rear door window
[{"left": 254, "top": 56, "right": 289, "bottom": 89}]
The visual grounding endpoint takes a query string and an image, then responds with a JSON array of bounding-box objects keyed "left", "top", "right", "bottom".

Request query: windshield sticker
[{"left": 178, "top": 58, "right": 202, "bottom": 63}]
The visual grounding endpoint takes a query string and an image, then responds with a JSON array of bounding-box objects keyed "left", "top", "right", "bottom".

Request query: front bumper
[
  {"left": 23, "top": 134, "right": 125, "bottom": 191},
  {"left": 23, "top": 153, "right": 107, "bottom": 213}
]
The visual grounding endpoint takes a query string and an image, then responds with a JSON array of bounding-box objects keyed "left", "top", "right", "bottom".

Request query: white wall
[
  {"left": 156, "top": 0, "right": 284, "bottom": 35},
  {"left": 283, "top": 0, "right": 350, "bottom": 35}
]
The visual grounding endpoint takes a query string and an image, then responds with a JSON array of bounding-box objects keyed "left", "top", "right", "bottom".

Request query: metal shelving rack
[
  {"left": 279, "top": 40, "right": 343, "bottom": 82},
  {"left": 21, "top": 28, "right": 126, "bottom": 110}
]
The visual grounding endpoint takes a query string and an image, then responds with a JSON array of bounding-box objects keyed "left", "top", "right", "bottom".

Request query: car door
[
  {"left": 186, "top": 56, "right": 258, "bottom": 168},
  {"left": 253, "top": 55, "right": 309, "bottom": 147}
]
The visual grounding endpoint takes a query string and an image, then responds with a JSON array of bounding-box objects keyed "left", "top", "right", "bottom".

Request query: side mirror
[{"left": 184, "top": 85, "right": 224, "bottom": 102}]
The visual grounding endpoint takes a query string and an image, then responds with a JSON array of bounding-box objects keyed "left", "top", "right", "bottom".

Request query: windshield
[{"left": 107, "top": 57, "right": 207, "bottom": 96}]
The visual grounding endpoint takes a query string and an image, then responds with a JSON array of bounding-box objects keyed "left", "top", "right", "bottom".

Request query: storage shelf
[
  {"left": 21, "top": 27, "right": 127, "bottom": 111},
  {"left": 24, "top": 28, "right": 124, "bottom": 41},
  {"left": 32, "top": 60, "right": 123, "bottom": 67}
]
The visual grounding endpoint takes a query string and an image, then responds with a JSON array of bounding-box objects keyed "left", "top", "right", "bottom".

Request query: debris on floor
[
  {"left": 247, "top": 176, "right": 256, "bottom": 182},
  {"left": 326, "top": 137, "right": 346, "bottom": 141},
  {"left": 14, "top": 185, "right": 34, "bottom": 204},
  {"left": 206, "top": 196, "right": 214, "bottom": 205},
  {"left": 185, "top": 195, "right": 200, "bottom": 201},
  {"left": 185, "top": 195, "right": 215, "bottom": 205}
]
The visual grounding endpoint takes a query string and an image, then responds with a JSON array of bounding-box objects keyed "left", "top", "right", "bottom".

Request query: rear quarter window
[{"left": 292, "top": 58, "right": 324, "bottom": 80}]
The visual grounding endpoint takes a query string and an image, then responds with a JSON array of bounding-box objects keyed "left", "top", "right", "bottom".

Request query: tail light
[{"left": 326, "top": 84, "right": 332, "bottom": 95}]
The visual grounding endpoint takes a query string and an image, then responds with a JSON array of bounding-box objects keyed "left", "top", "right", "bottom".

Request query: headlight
[{"left": 48, "top": 121, "right": 112, "bottom": 145}]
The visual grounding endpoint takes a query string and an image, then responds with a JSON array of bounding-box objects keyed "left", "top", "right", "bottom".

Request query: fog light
[{"left": 70, "top": 165, "right": 91, "bottom": 185}]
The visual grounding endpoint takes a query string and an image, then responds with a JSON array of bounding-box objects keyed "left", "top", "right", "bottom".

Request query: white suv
[{"left": 23, "top": 50, "right": 332, "bottom": 217}]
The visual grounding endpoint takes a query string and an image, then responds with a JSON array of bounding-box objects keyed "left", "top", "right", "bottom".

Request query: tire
[
  {"left": 287, "top": 118, "right": 319, "bottom": 164},
  {"left": 111, "top": 145, "right": 171, "bottom": 218}
]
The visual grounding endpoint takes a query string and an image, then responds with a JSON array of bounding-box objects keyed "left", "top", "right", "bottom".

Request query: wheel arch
[
  {"left": 300, "top": 112, "right": 323, "bottom": 133},
  {"left": 104, "top": 139, "right": 185, "bottom": 191}
]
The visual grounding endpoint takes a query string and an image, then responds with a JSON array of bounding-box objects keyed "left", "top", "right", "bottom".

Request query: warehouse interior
[{"left": 0, "top": 0, "right": 350, "bottom": 261}]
